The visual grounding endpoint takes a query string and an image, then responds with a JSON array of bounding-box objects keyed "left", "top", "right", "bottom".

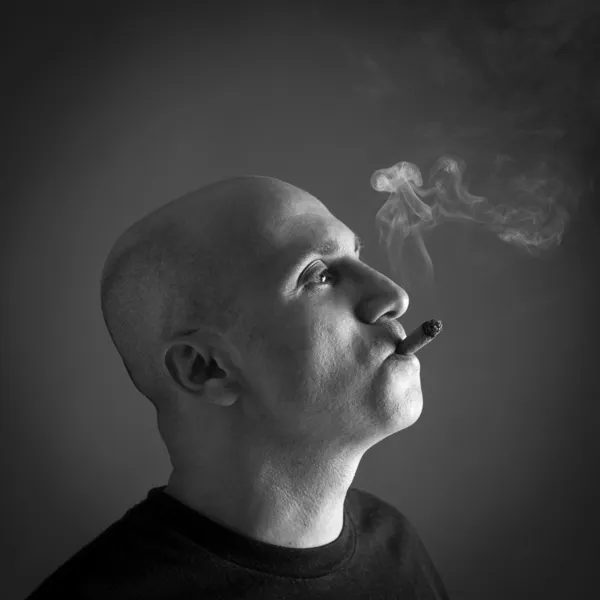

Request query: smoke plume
[{"left": 371, "top": 155, "right": 576, "bottom": 294}]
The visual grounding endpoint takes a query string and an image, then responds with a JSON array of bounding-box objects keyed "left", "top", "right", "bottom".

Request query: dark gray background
[{"left": 2, "top": 2, "right": 599, "bottom": 598}]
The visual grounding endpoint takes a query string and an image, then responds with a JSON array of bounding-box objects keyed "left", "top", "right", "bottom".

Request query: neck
[{"left": 164, "top": 439, "right": 363, "bottom": 549}]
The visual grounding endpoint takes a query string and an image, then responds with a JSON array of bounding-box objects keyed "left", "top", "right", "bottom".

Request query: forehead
[{"left": 255, "top": 195, "right": 353, "bottom": 262}]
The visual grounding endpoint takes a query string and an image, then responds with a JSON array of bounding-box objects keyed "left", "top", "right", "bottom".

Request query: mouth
[
  {"left": 389, "top": 325, "right": 407, "bottom": 356},
  {"left": 389, "top": 352, "right": 418, "bottom": 362},
  {"left": 388, "top": 346, "right": 420, "bottom": 369}
]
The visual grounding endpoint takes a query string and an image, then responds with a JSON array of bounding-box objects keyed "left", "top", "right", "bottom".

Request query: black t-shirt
[{"left": 26, "top": 485, "right": 450, "bottom": 599}]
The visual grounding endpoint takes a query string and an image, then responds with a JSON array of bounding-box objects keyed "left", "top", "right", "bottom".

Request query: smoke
[
  {"left": 308, "top": 0, "right": 600, "bottom": 295},
  {"left": 371, "top": 154, "right": 575, "bottom": 294}
]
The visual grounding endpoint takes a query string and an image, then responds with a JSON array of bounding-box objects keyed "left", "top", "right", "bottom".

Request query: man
[{"left": 27, "top": 175, "right": 450, "bottom": 599}]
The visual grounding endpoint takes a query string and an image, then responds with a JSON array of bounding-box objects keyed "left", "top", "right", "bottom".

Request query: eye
[{"left": 305, "top": 265, "right": 339, "bottom": 287}]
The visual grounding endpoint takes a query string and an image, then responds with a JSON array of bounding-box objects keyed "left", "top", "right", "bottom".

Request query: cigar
[{"left": 395, "top": 319, "right": 443, "bottom": 355}]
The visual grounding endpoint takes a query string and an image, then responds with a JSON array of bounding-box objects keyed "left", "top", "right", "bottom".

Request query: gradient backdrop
[{"left": 2, "top": 2, "right": 599, "bottom": 599}]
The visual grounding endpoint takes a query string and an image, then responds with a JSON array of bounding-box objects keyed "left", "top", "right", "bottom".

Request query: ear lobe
[{"left": 204, "top": 378, "right": 238, "bottom": 407}]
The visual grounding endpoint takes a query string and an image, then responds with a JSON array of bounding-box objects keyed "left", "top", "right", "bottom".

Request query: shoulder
[
  {"left": 26, "top": 508, "right": 151, "bottom": 598},
  {"left": 347, "top": 487, "right": 448, "bottom": 594}
]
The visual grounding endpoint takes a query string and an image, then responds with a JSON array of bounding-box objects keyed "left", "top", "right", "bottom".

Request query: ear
[{"left": 162, "top": 341, "right": 241, "bottom": 407}]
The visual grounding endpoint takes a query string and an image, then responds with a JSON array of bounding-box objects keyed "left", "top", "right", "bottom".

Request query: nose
[{"left": 357, "top": 263, "right": 409, "bottom": 323}]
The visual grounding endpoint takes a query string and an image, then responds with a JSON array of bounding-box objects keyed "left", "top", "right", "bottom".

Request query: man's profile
[{"left": 26, "top": 175, "right": 450, "bottom": 599}]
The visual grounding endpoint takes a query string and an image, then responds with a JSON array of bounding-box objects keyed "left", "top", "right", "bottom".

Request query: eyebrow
[{"left": 291, "top": 231, "right": 364, "bottom": 272}]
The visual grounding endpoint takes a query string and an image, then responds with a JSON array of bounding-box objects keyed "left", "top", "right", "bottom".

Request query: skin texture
[{"left": 106, "top": 175, "right": 421, "bottom": 549}]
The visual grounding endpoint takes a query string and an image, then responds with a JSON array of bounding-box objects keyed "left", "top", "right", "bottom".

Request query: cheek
[
  {"left": 310, "top": 316, "right": 352, "bottom": 366},
  {"left": 307, "top": 324, "right": 374, "bottom": 401},
  {"left": 244, "top": 324, "right": 311, "bottom": 401},
  {"left": 247, "top": 304, "right": 368, "bottom": 398}
]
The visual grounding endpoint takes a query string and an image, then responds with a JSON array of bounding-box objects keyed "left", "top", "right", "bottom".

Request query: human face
[{"left": 237, "top": 188, "right": 422, "bottom": 454}]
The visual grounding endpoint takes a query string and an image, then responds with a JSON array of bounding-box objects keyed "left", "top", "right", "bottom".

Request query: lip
[
  {"left": 387, "top": 323, "right": 406, "bottom": 354},
  {"left": 389, "top": 352, "right": 419, "bottom": 365}
]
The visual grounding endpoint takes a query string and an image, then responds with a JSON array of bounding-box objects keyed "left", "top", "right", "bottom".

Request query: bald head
[{"left": 100, "top": 175, "right": 323, "bottom": 412}]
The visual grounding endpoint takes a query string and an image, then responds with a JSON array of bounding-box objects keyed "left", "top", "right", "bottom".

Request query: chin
[
  {"left": 369, "top": 367, "right": 424, "bottom": 434},
  {"left": 396, "top": 385, "right": 423, "bottom": 429}
]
